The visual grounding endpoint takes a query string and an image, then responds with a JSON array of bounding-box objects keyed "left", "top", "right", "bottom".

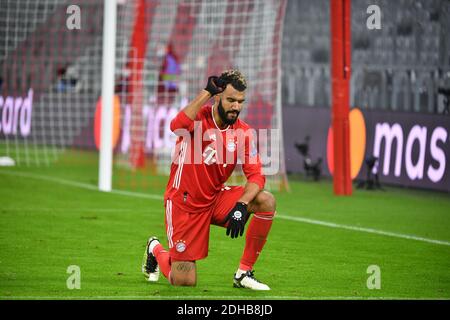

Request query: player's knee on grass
[
  {"left": 171, "top": 261, "right": 197, "bottom": 286},
  {"left": 249, "top": 191, "right": 276, "bottom": 214}
]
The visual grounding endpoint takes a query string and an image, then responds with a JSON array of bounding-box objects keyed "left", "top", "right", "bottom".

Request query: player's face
[{"left": 217, "top": 84, "right": 246, "bottom": 125}]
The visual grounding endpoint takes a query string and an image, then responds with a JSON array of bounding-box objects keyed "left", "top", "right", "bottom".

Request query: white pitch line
[
  {"left": 111, "top": 188, "right": 163, "bottom": 200},
  {"left": 277, "top": 215, "right": 450, "bottom": 247},
  {"left": 0, "top": 170, "right": 99, "bottom": 190},
  {"left": 0, "top": 295, "right": 449, "bottom": 300},
  {"left": 1, "top": 170, "right": 450, "bottom": 247},
  {"left": 2, "top": 208, "right": 139, "bottom": 212},
  {"left": 0, "top": 170, "right": 163, "bottom": 200}
]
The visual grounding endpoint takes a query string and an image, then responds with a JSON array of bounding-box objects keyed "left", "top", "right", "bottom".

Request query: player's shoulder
[{"left": 197, "top": 105, "right": 212, "bottom": 120}]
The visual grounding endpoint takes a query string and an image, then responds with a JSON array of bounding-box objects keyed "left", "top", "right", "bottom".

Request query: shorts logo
[{"left": 175, "top": 240, "right": 186, "bottom": 253}]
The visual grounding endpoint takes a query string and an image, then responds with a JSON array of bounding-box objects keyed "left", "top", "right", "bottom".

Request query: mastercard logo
[
  {"left": 327, "top": 108, "right": 366, "bottom": 179},
  {"left": 94, "top": 95, "right": 121, "bottom": 150}
]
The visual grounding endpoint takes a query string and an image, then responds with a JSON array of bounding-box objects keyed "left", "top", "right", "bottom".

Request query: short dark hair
[{"left": 219, "top": 69, "right": 247, "bottom": 91}]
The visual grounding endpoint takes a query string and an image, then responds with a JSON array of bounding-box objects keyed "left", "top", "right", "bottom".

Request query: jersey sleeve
[
  {"left": 241, "top": 129, "right": 266, "bottom": 190},
  {"left": 170, "top": 110, "right": 196, "bottom": 134}
]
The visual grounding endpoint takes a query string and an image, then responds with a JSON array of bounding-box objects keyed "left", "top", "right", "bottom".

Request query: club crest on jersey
[
  {"left": 175, "top": 240, "right": 186, "bottom": 253},
  {"left": 227, "top": 139, "right": 236, "bottom": 152}
]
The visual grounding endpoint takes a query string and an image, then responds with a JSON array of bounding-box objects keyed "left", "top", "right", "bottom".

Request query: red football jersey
[{"left": 164, "top": 105, "right": 265, "bottom": 213}]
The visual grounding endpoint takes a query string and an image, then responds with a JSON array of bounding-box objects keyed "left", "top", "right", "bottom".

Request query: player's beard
[{"left": 218, "top": 98, "right": 240, "bottom": 125}]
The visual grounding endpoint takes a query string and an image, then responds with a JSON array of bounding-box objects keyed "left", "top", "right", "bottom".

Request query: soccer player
[{"left": 142, "top": 70, "right": 276, "bottom": 290}]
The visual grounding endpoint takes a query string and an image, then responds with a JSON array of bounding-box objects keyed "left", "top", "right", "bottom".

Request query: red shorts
[{"left": 164, "top": 186, "right": 244, "bottom": 261}]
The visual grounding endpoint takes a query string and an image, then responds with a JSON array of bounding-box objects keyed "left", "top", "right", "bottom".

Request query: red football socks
[
  {"left": 153, "top": 243, "right": 171, "bottom": 280},
  {"left": 239, "top": 211, "right": 274, "bottom": 271}
]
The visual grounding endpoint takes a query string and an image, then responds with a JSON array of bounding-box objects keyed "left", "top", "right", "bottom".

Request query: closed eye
[{"left": 227, "top": 98, "right": 245, "bottom": 103}]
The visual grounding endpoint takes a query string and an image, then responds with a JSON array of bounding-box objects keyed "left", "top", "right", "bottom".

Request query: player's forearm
[
  {"left": 181, "top": 90, "right": 212, "bottom": 120},
  {"left": 238, "top": 182, "right": 261, "bottom": 205}
]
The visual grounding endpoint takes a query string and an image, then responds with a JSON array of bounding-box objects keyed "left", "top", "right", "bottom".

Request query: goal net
[{"left": 0, "top": 0, "right": 289, "bottom": 191}]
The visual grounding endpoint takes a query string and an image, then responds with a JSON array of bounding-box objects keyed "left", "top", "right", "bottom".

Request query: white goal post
[{"left": 98, "top": 0, "right": 117, "bottom": 192}]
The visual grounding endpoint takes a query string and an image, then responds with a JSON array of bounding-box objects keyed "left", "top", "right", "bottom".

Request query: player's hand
[
  {"left": 223, "top": 202, "right": 249, "bottom": 239},
  {"left": 204, "top": 76, "right": 225, "bottom": 96}
]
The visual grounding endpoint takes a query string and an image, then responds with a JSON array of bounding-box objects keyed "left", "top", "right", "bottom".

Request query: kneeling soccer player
[{"left": 142, "top": 70, "right": 276, "bottom": 290}]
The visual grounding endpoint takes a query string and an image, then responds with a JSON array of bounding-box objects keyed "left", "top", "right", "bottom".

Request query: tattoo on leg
[{"left": 175, "top": 262, "right": 194, "bottom": 273}]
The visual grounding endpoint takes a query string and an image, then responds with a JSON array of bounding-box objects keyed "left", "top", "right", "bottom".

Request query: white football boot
[
  {"left": 233, "top": 270, "right": 270, "bottom": 291},
  {"left": 142, "top": 236, "right": 160, "bottom": 282}
]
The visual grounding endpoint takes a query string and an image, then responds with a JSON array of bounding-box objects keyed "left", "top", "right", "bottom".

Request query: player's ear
[{"left": 214, "top": 94, "right": 221, "bottom": 103}]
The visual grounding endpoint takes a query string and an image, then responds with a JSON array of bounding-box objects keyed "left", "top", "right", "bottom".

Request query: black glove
[
  {"left": 204, "top": 76, "right": 225, "bottom": 96},
  {"left": 223, "top": 202, "right": 249, "bottom": 239}
]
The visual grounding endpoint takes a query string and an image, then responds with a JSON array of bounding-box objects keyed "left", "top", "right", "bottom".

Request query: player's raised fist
[{"left": 204, "top": 76, "right": 225, "bottom": 96}]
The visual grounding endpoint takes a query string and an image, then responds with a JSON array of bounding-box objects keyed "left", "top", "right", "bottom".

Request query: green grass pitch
[{"left": 0, "top": 151, "right": 449, "bottom": 300}]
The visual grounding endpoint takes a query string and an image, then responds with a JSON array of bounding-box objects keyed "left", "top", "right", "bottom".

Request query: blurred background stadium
[{"left": 0, "top": 0, "right": 449, "bottom": 299}]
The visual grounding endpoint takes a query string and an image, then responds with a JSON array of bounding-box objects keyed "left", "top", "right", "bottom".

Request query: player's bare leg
[
  {"left": 233, "top": 190, "right": 276, "bottom": 290},
  {"left": 171, "top": 261, "right": 197, "bottom": 286},
  {"left": 247, "top": 190, "right": 276, "bottom": 215}
]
